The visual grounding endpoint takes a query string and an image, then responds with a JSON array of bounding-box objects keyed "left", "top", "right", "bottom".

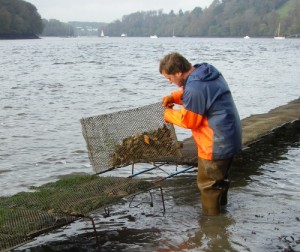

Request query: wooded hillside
[
  {"left": 104, "top": 0, "right": 300, "bottom": 37},
  {"left": 0, "top": 0, "right": 43, "bottom": 38}
]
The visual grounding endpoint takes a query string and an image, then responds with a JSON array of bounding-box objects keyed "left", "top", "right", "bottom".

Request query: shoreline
[{"left": 0, "top": 34, "right": 40, "bottom": 40}]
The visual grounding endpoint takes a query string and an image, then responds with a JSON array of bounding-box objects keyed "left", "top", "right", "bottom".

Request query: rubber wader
[{"left": 197, "top": 158, "right": 232, "bottom": 215}]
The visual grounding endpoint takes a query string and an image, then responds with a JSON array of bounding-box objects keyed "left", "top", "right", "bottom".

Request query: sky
[{"left": 25, "top": 0, "right": 214, "bottom": 23}]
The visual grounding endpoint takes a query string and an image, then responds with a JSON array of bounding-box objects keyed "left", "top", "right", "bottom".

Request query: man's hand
[{"left": 162, "top": 95, "right": 174, "bottom": 107}]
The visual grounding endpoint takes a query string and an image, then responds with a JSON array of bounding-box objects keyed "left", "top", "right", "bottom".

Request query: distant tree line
[
  {"left": 105, "top": 0, "right": 300, "bottom": 37},
  {"left": 41, "top": 20, "right": 107, "bottom": 37},
  {"left": 41, "top": 19, "right": 74, "bottom": 37},
  {"left": 0, "top": 0, "right": 43, "bottom": 38}
]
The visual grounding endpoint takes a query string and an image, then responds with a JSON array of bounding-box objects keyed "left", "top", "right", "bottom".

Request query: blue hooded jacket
[{"left": 164, "top": 63, "right": 242, "bottom": 160}]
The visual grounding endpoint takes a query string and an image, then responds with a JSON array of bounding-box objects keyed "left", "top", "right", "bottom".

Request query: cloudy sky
[{"left": 25, "top": 0, "right": 214, "bottom": 23}]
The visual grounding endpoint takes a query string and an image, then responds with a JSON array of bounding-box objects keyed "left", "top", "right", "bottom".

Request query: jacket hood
[{"left": 190, "top": 63, "right": 221, "bottom": 82}]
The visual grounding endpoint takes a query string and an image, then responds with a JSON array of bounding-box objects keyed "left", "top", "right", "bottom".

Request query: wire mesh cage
[
  {"left": 0, "top": 174, "right": 154, "bottom": 251},
  {"left": 0, "top": 103, "right": 182, "bottom": 251},
  {"left": 81, "top": 102, "right": 182, "bottom": 173}
]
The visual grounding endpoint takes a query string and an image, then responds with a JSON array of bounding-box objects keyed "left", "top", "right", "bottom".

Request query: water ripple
[{"left": 0, "top": 37, "right": 300, "bottom": 197}]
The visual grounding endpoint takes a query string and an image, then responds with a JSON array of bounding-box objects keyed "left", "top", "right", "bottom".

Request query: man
[{"left": 159, "top": 52, "right": 242, "bottom": 215}]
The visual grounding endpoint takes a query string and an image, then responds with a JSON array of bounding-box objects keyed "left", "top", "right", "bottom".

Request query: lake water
[{"left": 1, "top": 37, "right": 300, "bottom": 251}]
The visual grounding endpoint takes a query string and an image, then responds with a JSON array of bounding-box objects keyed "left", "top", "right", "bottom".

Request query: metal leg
[
  {"left": 128, "top": 186, "right": 166, "bottom": 214},
  {"left": 83, "top": 215, "right": 99, "bottom": 244},
  {"left": 159, "top": 186, "right": 166, "bottom": 214},
  {"left": 103, "top": 207, "right": 110, "bottom": 217}
]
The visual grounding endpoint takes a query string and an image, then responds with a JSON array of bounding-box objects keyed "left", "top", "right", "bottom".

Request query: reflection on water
[
  {"left": 16, "top": 121, "right": 300, "bottom": 251},
  {"left": 188, "top": 215, "right": 235, "bottom": 251}
]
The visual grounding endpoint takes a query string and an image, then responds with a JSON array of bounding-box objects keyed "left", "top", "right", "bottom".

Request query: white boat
[
  {"left": 274, "top": 23, "right": 285, "bottom": 39},
  {"left": 121, "top": 33, "right": 127, "bottom": 37},
  {"left": 243, "top": 35, "right": 250, "bottom": 39},
  {"left": 172, "top": 27, "right": 176, "bottom": 38},
  {"left": 150, "top": 35, "right": 158, "bottom": 39},
  {"left": 100, "top": 30, "right": 108, "bottom": 38}
]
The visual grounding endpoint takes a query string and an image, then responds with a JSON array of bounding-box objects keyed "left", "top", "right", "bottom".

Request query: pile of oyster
[{"left": 109, "top": 124, "right": 179, "bottom": 167}]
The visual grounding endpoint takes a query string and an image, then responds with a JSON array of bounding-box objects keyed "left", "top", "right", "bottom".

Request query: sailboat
[
  {"left": 172, "top": 27, "right": 176, "bottom": 38},
  {"left": 100, "top": 30, "right": 108, "bottom": 38},
  {"left": 274, "top": 23, "right": 285, "bottom": 39}
]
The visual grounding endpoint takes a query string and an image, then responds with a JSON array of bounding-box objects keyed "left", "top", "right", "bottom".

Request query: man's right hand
[{"left": 162, "top": 95, "right": 174, "bottom": 107}]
